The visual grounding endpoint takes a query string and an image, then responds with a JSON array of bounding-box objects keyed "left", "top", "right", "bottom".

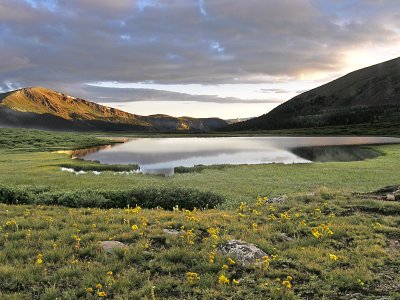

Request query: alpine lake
[{"left": 72, "top": 136, "right": 400, "bottom": 175}]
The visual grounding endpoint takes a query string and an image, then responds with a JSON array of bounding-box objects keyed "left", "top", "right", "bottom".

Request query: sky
[{"left": 0, "top": 0, "right": 399, "bottom": 119}]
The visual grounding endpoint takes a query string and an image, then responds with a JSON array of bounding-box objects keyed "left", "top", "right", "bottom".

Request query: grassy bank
[{"left": 0, "top": 192, "right": 399, "bottom": 299}]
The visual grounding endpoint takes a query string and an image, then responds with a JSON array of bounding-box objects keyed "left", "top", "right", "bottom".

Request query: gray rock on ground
[
  {"left": 276, "top": 232, "right": 293, "bottom": 242},
  {"left": 217, "top": 240, "right": 267, "bottom": 266},
  {"left": 100, "top": 241, "right": 128, "bottom": 253},
  {"left": 268, "top": 197, "right": 286, "bottom": 204}
]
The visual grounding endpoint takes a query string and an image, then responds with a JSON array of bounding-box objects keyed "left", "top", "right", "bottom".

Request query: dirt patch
[{"left": 355, "top": 185, "right": 400, "bottom": 201}]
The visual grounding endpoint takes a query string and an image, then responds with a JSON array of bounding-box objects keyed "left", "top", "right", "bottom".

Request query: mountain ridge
[
  {"left": 0, "top": 87, "right": 227, "bottom": 132},
  {"left": 227, "top": 57, "right": 400, "bottom": 131}
]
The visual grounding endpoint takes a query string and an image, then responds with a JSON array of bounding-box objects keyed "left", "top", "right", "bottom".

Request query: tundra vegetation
[{"left": 0, "top": 128, "right": 399, "bottom": 299}]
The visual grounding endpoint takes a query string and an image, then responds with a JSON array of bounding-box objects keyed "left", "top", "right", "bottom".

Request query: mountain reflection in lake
[{"left": 74, "top": 137, "right": 400, "bottom": 175}]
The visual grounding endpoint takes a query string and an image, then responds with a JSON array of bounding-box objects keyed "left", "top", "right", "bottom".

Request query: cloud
[
  {"left": 198, "top": 0, "right": 207, "bottom": 16},
  {"left": 0, "top": 0, "right": 399, "bottom": 92},
  {"left": 71, "top": 85, "right": 282, "bottom": 104},
  {"left": 260, "top": 88, "right": 290, "bottom": 94}
]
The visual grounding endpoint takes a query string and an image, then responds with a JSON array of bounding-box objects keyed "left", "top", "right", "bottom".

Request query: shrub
[{"left": 0, "top": 186, "right": 225, "bottom": 210}]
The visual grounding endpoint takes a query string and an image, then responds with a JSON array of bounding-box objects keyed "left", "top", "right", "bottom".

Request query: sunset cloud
[{"left": 0, "top": 0, "right": 398, "bottom": 117}]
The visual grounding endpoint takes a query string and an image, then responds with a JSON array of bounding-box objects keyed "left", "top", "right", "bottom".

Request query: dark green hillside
[{"left": 229, "top": 57, "right": 400, "bottom": 130}]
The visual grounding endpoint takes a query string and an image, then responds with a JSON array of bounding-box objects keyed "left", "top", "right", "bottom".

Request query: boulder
[
  {"left": 100, "top": 241, "right": 127, "bottom": 253},
  {"left": 217, "top": 240, "right": 267, "bottom": 266}
]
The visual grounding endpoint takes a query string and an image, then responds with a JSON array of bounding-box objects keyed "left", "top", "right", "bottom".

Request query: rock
[
  {"left": 387, "top": 193, "right": 395, "bottom": 201},
  {"left": 217, "top": 240, "right": 267, "bottom": 266},
  {"left": 162, "top": 229, "right": 181, "bottom": 235},
  {"left": 100, "top": 241, "right": 127, "bottom": 253},
  {"left": 276, "top": 232, "right": 293, "bottom": 242},
  {"left": 268, "top": 197, "right": 286, "bottom": 204}
]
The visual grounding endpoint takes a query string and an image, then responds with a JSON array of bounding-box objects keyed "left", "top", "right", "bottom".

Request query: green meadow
[{"left": 0, "top": 128, "right": 399, "bottom": 299}]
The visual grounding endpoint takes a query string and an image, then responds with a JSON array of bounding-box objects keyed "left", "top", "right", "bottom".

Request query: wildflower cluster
[
  {"left": 218, "top": 274, "right": 230, "bottom": 284},
  {"left": 280, "top": 211, "right": 291, "bottom": 220},
  {"left": 186, "top": 272, "right": 200, "bottom": 285},
  {"left": 311, "top": 223, "right": 334, "bottom": 239},
  {"left": 184, "top": 209, "right": 198, "bottom": 222},
  {"left": 275, "top": 275, "right": 293, "bottom": 289},
  {"left": 207, "top": 227, "right": 219, "bottom": 244},
  {"left": 4, "top": 219, "right": 18, "bottom": 231},
  {"left": 180, "top": 228, "right": 195, "bottom": 245},
  {"left": 209, "top": 251, "right": 215, "bottom": 264},
  {"left": 86, "top": 271, "right": 114, "bottom": 298},
  {"left": 36, "top": 253, "right": 43, "bottom": 265}
]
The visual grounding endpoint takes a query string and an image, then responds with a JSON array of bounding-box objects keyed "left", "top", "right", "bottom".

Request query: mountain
[
  {"left": 225, "top": 117, "right": 254, "bottom": 125},
  {"left": 0, "top": 87, "right": 227, "bottom": 131},
  {"left": 228, "top": 57, "right": 400, "bottom": 131}
]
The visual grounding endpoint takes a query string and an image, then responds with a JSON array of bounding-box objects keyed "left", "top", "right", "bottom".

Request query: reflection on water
[
  {"left": 74, "top": 136, "right": 400, "bottom": 175},
  {"left": 291, "top": 146, "right": 380, "bottom": 162},
  {"left": 71, "top": 145, "right": 113, "bottom": 159}
]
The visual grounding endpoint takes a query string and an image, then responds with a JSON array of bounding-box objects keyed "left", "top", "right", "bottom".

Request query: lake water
[{"left": 75, "top": 136, "right": 400, "bottom": 175}]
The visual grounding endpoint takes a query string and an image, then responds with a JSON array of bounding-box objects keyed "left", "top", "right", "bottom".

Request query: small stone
[
  {"left": 217, "top": 240, "right": 267, "bottom": 267},
  {"left": 268, "top": 197, "right": 286, "bottom": 204},
  {"left": 162, "top": 229, "right": 181, "bottom": 235},
  {"left": 276, "top": 232, "right": 293, "bottom": 242},
  {"left": 387, "top": 193, "right": 395, "bottom": 201},
  {"left": 100, "top": 241, "right": 127, "bottom": 253}
]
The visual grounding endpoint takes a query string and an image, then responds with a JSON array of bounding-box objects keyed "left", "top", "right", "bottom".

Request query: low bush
[{"left": 0, "top": 186, "right": 224, "bottom": 210}]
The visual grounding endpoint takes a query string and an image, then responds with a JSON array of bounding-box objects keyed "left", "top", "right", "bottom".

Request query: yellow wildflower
[
  {"left": 262, "top": 255, "right": 271, "bottom": 270},
  {"left": 252, "top": 223, "right": 258, "bottom": 230},
  {"left": 186, "top": 272, "right": 200, "bottom": 285},
  {"left": 131, "top": 224, "right": 139, "bottom": 231},
  {"left": 36, "top": 253, "right": 43, "bottom": 265},
  {"left": 282, "top": 280, "right": 292, "bottom": 289},
  {"left": 311, "top": 228, "right": 323, "bottom": 239},
  {"left": 107, "top": 271, "right": 113, "bottom": 276},
  {"left": 132, "top": 205, "right": 141, "bottom": 214},
  {"left": 98, "top": 291, "right": 107, "bottom": 297},
  {"left": 280, "top": 211, "right": 291, "bottom": 220},
  {"left": 329, "top": 254, "right": 338, "bottom": 261},
  {"left": 209, "top": 251, "right": 215, "bottom": 264},
  {"left": 233, "top": 279, "right": 240, "bottom": 285},
  {"left": 96, "top": 283, "right": 103, "bottom": 289},
  {"left": 86, "top": 288, "right": 93, "bottom": 293},
  {"left": 228, "top": 257, "right": 235, "bottom": 265},
  {"left": 218, "top": 274, "right": 230, "bottom": 284},
  {"left": 222, "top": 264, "right": 229, "bottom": 270}
]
